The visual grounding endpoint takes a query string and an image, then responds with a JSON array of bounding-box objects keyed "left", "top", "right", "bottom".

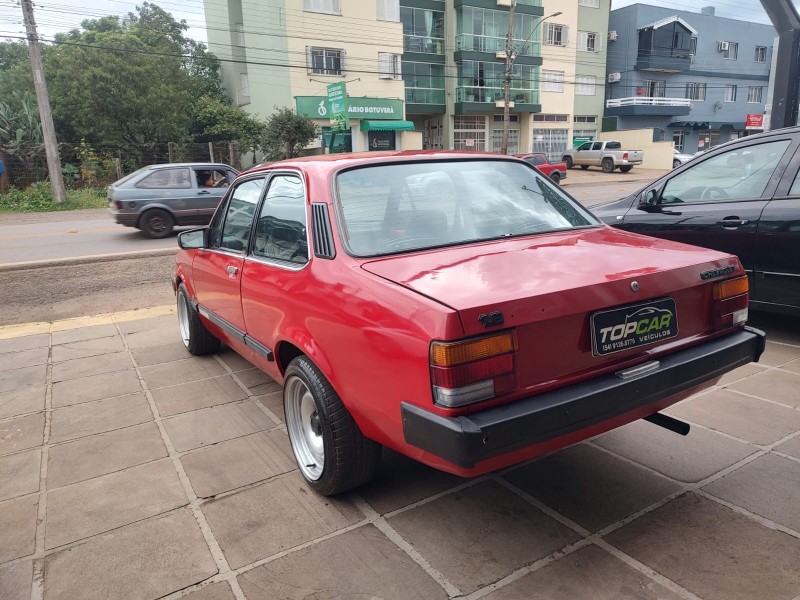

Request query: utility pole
[{"left": 20, "top": 0, "right": 65, "bottom": 203}]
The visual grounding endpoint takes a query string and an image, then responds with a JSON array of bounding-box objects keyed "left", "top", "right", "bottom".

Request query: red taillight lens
[
  {"left": 114, "top": 201, "right": 122, "bottom": 209},
  {"left": 622, "top": 152, "right": 629, "bottom": 160},
  {"left": 713, "top": 275, "right": 749, "bottom": 328}
]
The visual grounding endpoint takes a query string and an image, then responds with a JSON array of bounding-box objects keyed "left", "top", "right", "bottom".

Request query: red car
[
  {"left": 174, "top": 151, "right": 765, "bottom": 495},
  {"left": 515, "top": 153, "right": 568, "bottom": 184}
]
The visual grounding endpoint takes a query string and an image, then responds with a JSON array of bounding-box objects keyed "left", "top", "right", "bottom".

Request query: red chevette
[
  {"left": 515, "top": 153, "right": 568, "bottom": 184},
  {"left": 173, "top": 151, "right": 765, "bottom": 495}
]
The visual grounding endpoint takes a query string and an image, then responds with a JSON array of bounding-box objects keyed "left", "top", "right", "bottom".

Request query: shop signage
[
  {"left": 327, "top": 82, "right": 349, "bottom": 131},
  {"left": 296, "top": 96, "right": 404, "bottom": 121},
  {"left": 745, "top": 113, "right": 764, "bottom": 130}
]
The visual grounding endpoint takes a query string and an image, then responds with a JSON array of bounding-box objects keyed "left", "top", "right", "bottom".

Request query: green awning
[{"left": 360, "top": 120, "right": 415, "bottom": 132}]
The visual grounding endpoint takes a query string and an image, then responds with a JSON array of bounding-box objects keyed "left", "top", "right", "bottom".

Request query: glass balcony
[
  {"left": 405, "top": 88, "right": 446, "bottom": 104},
  {"left": 403, "top": 35, "right": 445, "bottom": 54},
  {"left": 456, "top": 87, "right": 539, "bottom": 104},
  {"left": 455, "top": 34, "right": 539, "bottom": 57}
]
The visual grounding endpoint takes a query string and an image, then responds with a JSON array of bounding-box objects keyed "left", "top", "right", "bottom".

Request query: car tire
[
  {"left": 176, "top": 283, "right": 220, "bottom": 355},
  {"left": 619, "top": 166, "right": 633, "bottom": 173},
  {"left": 563, "top": 156, "right": 573, "bottom": 169},
  {"left": 580, "top": 165, "right": 590, "bottom": 170},
  {"left": 284, "top": 356, "right": 382, "bottom": 496},
  {"left": 550, "top": 172, "right": 561, "bottom": 185},
  {"left": 673, "top": 159, "right": 681, "bottom": 168},
  {"left": 140, "top": 209, "right": 174, "bottom": 239},
  {"left": 601, "top": 158, "right": 614, "bottom": 173}
]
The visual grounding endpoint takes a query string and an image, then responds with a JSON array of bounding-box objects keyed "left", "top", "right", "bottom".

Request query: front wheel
[
  {"left": 673, "top": 159, "right": 681, "bottom": 169},
  {"left": 284, "top": 356, "right": 381, "bottom": 495},
  {"left": 549, "top": 172, "right": 561, "bottom": 185},
  {"left": 140, "top": 209, "right": 174, "bottom": 239},
  {"left": 563, "top": 156, "right": 574, "bottom": 169},
  {"left": 619, "top": 165, "right": 633, "bottom": 173},
  {"left": 177, "top": 283, "right": 220, "bottom": 355},
  {"left": 601, "top": 158, "right": 614, "bottom": 173}
]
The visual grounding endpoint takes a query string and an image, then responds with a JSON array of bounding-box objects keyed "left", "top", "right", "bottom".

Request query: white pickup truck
[{"left": 562, "top": 141, "right": 644, "bottom": 173}]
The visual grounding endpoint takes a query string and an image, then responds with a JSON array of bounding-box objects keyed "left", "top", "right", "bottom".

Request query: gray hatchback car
[{"left": 108, "top": 163, "right": 238, "bottom": 238}]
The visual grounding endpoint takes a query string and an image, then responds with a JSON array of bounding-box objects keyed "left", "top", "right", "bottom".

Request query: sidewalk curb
[{"left": 0, "top": 247, "right": 177, "bottom": 273}]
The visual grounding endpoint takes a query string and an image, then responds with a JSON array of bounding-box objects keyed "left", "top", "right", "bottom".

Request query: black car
[{"left": 593, "top": 126, "right": 800, "bottom": 317}]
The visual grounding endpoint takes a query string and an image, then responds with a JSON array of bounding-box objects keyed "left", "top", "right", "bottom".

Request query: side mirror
[
  {"left": 178, "top": 228, "right": 207, "bottom": 249},
  {"left": 637, "top": 186, "right": 663, "bottom": 211}
]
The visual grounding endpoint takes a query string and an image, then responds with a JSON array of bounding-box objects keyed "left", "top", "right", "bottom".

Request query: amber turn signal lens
[
  {"left": 713, "top": 275, "right": 749, "bottom": 300},
  {"left": 430, "top": 332, "right": 515, "bottom": 367}
]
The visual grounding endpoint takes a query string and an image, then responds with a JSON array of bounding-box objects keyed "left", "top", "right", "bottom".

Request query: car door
[
  {"left": 186, "top": 167, "right": 229, "bottom": 224},
  {"left": 135, "top": 166, "right": 194, "bottom": 207},
  {"left": 241, "top": 173, "right": 310, "bottom": 380},
  {"left": 618, "top": 137, "right": 796, "bottom": 293},
  {"left": 573, "top": 142, "right": 592, "bottom": 166},
  {"left": 191, "top": 176, "right": 266, "bottom": 338}
]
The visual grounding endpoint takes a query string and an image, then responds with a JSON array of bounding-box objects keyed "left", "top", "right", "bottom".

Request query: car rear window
[{"left": 335, "top": 159, "right": 599, "bottom": 257}]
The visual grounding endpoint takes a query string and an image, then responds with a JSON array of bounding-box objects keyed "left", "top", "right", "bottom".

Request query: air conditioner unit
[
  {"left": 718, "top": 41, "right": 729, "bottom": 51},
  {"left": 608, "top": 72, "right": 621, "bottom": 83},
  {"left": 608, "top": 30, "right": 618, "bottom": 41},
  {"left": 496, "top": 50, "right": 508, "bottom": 59},
  {"left": 496, "top": 0, "right": 512, "bottom": 6}
]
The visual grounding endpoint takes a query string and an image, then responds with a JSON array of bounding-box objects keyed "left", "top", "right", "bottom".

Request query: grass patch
[{"left": 0, "top": 182, "right": 107, "bottom": 212}]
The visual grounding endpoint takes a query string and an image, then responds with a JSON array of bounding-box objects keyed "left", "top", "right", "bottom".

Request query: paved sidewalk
[{"left": 1, "top": 308, "right": 799, "bottom": 600}]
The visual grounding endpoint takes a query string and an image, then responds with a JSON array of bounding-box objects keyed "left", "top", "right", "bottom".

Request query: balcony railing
[
  {"left": 405, "top": 88, "right": 446, "bottom": 104},
  {"left": 606, "top": 96, "right": 692, "bottom": 108},
  {"left": 455, "top": 33, "right": 539, "bottom": 57},
  {"left": 456, "top": 86, "right": 538, "bottom": 104},
  {"left": 403, "top": 35, "right": 445, "bottom": 54}
]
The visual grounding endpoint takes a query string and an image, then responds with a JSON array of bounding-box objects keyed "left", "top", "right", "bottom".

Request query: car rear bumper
[
  {"left": 108, "top": 208, "right": 137, "bottom": 227},
  {"left": 401, "top": 326, "right": 765, "bottom": 469}
]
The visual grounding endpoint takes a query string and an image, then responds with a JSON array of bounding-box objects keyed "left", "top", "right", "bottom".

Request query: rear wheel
[
  {"left": 284, "top": 356, "right": 381, "bottom": 496},
  {"left": 177, "top": 283, "right": 220, "bottom": 355},
  {"left": 549, "top": 172, "right": 561, "bottom": 185},
  {"left": 563, "top": 156, "right": 573, "bottom": 169},
  {"left": 140, "top": 209, "right": 174, "bottom": 239},
  {"left": 601, "top": 158, "right": 614, "bottom": 173},
  {"left": 619, "top": 165, "right": 633, "bottom": 173}
]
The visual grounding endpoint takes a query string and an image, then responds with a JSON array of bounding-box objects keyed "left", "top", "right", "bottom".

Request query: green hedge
[{"left": 0, "top": 183, "right": 107, "bottom": 212}]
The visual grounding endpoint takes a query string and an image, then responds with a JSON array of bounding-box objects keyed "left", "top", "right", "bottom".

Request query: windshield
[{"left": 335, "top": 159, "right": 599, "bottom": 257}]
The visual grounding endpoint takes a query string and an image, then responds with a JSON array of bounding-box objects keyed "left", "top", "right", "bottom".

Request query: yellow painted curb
[{"left": 0, "top": 305, "right": 175, "bottom": 340}]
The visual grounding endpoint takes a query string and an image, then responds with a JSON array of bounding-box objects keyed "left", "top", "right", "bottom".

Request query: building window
[
  {"left": 578, "top": 0, "right": 600, "bottom": 6},
  {"left": 689, "top": 37, "right": 697, "bottom": 64},
  {"left": 491, "top": 129, "right": 519, "bottom": 154},
  {"left": 377, "top": 0, "right": 399, "bottom": 21},
  {"left": 492, "top": 115, "right": 519, "bottom": 122},
  {"left": 401, "top": 7, "right": 445, "bottom": 54},
  {"left": 575, "top": 75, "right": 596, "bottom": 96},
  {"left": 643, "top": 79, "right": 666, "bottom": 97},
  {"left": 573, "top": 129, "right": 596, "bottom": 141},
  {"left": 239, "top": 73, "right": 250, "bottom": 99},
  {"left": 724, "top": 85, "right": 737, "bottom": 102},
  {"left": 574, "top": 115, "right": 597, "bottom": 123},
  {"left": 454, "top": 115, "right": 487, "bottom": 151},
  {"left": 533, "top": 128, "right": 569, "bottom": 162},
  {"left": 673, "top": 130, "right": 685, "bottom": 152},
  {"left": 577, "top": 31, "right": 600, "bottom": 52},
  {"left": 754, "top": 45, "right": 767, "bottom": 63},
  {"left": 403, "top": 62, "right": 445, "bottom": 104},
  {"left": 308, "top": 47, "right": 344, "bottom": 76},
  {"left": 234, "top": 23, "right": 245, "bottom": 47},
  {"left": 304, "top": 0, "right": 340, "bottom": 14},
  {"left": 378, "top": 52, "right": 402, "bottom": 79},
  {"left": 541, "top": 70, "right": 564, "bottom": 93},
  {"left": 545, "top": 23, "right": 569, "bottom": 46},
  {"left": 748, "top": 86, "right": 764, "bottom": 103},
  {"left": 686, "top": 82, "right": 706, "bottom": 101},
  {"left": 457, "top": 60, "right": 536, "bottom": 104},
  {"left": 533, "top": 114, "right": 569, "bottom": 122},
  {"left": 721, "top": 41, "right": 738, "bottom": 60}
]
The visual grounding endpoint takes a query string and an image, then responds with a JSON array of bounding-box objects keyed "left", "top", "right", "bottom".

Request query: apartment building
[{"left": 606, "top": 5, "right": 775, "bottom": 154}]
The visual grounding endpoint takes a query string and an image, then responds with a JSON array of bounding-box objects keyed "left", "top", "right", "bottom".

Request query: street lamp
[{"left": 500, "top": 9, "right": 563, "bottom": 155}]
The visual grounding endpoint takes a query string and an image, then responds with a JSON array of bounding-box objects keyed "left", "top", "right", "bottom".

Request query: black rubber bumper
[{"left": 401, "top": 327, "right": 766, "bottom": 469}]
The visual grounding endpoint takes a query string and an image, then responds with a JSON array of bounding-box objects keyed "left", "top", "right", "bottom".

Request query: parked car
[
  {"left": 108, "top": 163, "right": 238, "bottom": 238},
  {"left": 673, "top": 149, "right": 695, "bottom": 168},
  {"left": 562, "top": 140, "right": 644, "bottom": 173},
  {"left": 173, "top": 151, "right": 764, "bottom": 495},
  {"left": 515, "top": 153, "right": 568, "bottom": 184},
  {"left": 593, "top": 126, "right": 800, "bottom": 317}
]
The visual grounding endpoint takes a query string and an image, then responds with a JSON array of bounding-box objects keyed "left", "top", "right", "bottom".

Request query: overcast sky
[{"left": 0, "top": 0, "right": 776, "bottom": 46}]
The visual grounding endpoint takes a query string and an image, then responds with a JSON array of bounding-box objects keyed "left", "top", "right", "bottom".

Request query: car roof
[{"left": 147, "top": 163, "right": 236, "bottom": 170}]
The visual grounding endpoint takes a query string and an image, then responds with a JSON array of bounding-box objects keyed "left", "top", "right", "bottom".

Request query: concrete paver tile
[
  {"left": 668, "top": 389, "right": 800, "bottom": 445},
  {"left": 0, "top": 364, "right": 47, "bottom": 394},
  {"left": 0, "top": 494, "right": 38, "bottom": 562},
  {"left": 238, "top": 525, "right": 448, "bottom": 600},
  {"left": 0, "top": 347, "right": 49, "bottom": 372},
  {"left": 0, "top": 412, "right": 44, "bottom": 456},
  {"left": 131, "top": 341, "right": 191, "bottom": 367},
  {"left": 48, "top": 422, "right": 167, "bottom": 489},
  {"left": 0, "top": 385, "right": 45, "bottom": 420},
  {"left": 51, "top": 324, "right": 118, "bottom": 346},
  {"left": 51, "top": 369, "right": 141, "bottom": 408},
  {"left": 236, "top": 368, "right": 280, "bottom": 393},
  {"left": 716, "top": 363, "right": 766, "bottom": 386},
  {"left": 51, "top": 351, "right": 133, "bottom": 383},
  {"left": 217, "top": 349, "right": 255, "bottom": 373},
  {"left": 0, "top": 448, "right": 40, "bottom": 501},
  {"left": 481, "top": 544, "right": 682, "bottom": 600},
  {"left": 45, "top": 458, "right": 187, "bottom": 549},
  {"left": 49, "top": 392, "right": 152, "bottom": 444},
  {"left": 727, "top": 369, "right": 800, "bottom": 408},
  {"left": 124, "top": 328, "right": 179, "bottom": 350},
  {"left": 606, "top": 493, "right": 800, "bottom": 600},
  {"left": 163, "top": 400, "right": 273, "bottom": 452},
  {"left": 248, "top": 381, "right": 282, "bottom": 396},
  {"left": 117, "top": 314, "right": 178, "bottom": 335},
  {"left": 387, "top": 480, "right": 580, "bottom": 595},
  {"left": 703, "top": 453, "right": 800, "bottom": 532},
  {"left": 257, "top": 390, "right": 283, "bottom": 423},
  {"left": 504, "top": 444, "right": 680, "bottom": 532},
  {"left": 592, "top": 419, "right": 757, "bottom": 483},
  {"left": 0, "top": 560, "right": 33, "bottom": 600},
  {"left": 151, "top": 374, "right": 247, "bottom": 417},
  {"left": 180, "top": 581, "right": 236, "bottom": 600},
  {"left": 782, "top": 358, "right": 800, "bottom": 375},
  {"left": 0, "top": 333, "right": 48, "bottom": 353},
  {"left": 140, "top": 356, "right": 226, "bottom": 389},
  {"left": 44, "top": 509, "right": 217, "bottom": 600},
  {"left": 51, "top": 335, "right": 126, "bottom": 363},
  {"left": 181, "top": 430, "right": 295, "bottom": 498},
  {"left": 202, "top": 475, "right": 363, "bottom": 569},
  {"left": 358, "top": 449, "right": 464, "bottom": 515},
  {"left": 775, "top": 435, "right": 800, "bottom": 459},
  {"left": 759, "top": 341, "right": 800, "bottom": 366}
]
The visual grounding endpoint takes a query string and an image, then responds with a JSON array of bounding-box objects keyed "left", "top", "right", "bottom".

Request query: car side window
[
  {"left": 578, "top": 143, "right": 591, "bottom": 151},
  {"left": 213, "top": 178, "right": 264, "bottom": 252},
  {"left": 136, "top": 168, "right": 191, "bottom": 189},
  {"left": 252, "top": 175, "right": 308, "bottom": 265},
  {"left": 591, "top": 142, "right": 603, "bottom": 150},
  {"left": 661, "top": 140, "right": 791, "bottom": 204},
  {"left": 787, "top": 165, "right": 800, "bottom": 196},
  {"left": 527, "top": 155, "right": 545, "bottom": 165}
]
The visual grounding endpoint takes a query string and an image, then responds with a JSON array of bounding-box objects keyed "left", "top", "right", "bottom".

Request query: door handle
[
  {"left": 717, "top": 218, "right": 749, "bottom": 228},
  {"left": 226, "top": 265, "right": 239, "bottom": 276},
  {"left": 197, "top": 190, "right": 210, "bottom": 195}
]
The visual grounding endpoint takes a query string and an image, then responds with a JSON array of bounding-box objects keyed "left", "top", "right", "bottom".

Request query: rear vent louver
[{"left": 311, "top": 203, "right": 336, "bottom": 259}]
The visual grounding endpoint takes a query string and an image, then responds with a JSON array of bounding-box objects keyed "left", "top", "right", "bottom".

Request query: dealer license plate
[{"left": 590, "top": 298, "right": 678, "bottom": 356}]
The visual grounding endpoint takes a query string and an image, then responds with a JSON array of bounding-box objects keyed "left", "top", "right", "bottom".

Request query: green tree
[
  {"left": 0, "top": 91, "right": 45, "bottom": 182},
  {"left": 262, "top": 108, "right": 319, "bottom": 160}
]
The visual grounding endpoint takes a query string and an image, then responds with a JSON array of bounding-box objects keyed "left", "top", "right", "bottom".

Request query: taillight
[
  {"left": 114, "top": 201, "right": 122, "bottom": 209},
  {"left": 429, "top": 331, "right": 516, "bottom": 408},
  {"left": 713, "top": 275, "right": 749, "bottom": 328},
  {"left": 622, "top": 152, "right": 629, "bottom": 160}
]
